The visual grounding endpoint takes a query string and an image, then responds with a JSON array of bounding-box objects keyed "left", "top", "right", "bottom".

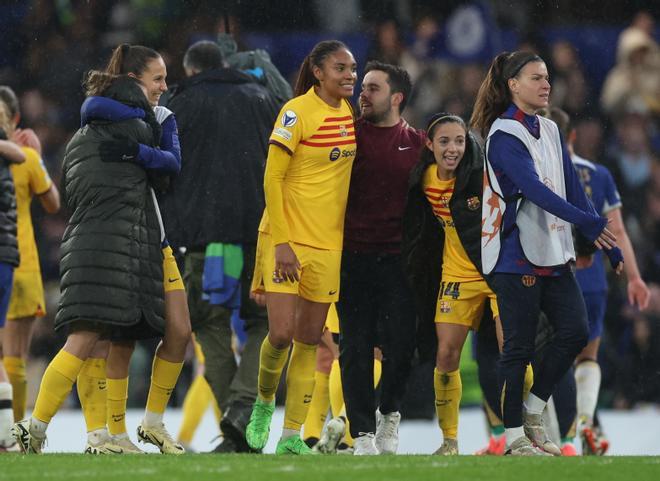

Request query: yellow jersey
[
  {"left": 259, "top": 87, "right": 356, "bottom": 250},
  {"left": 10, "top": 147, "right": 52, "bottom": 272},
  {"left": 423, "top": 165, "right": 481, "bottom": 282}
]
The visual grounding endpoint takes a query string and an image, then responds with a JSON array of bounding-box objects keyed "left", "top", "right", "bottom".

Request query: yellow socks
[
  {"left": 107, "top": 377, "right": 129, "bottom": 435},
  {"left": 303, "top": 370, "right": 330, "bottom": 441},
  {"left": 434, "top": 368, "right": 462, "bottom": 440},
  {"left": 4, "top": 356, "right": 26, "bottom": 421},
  {"left": 177, "top": 375, "right": 218, "bottom": 444},
  {"left": 374, "top": 358, "right": 382, "bottom": 388},
  {"left": 257, "top": 336, "right": 291, "bottom": 402},
  {"left": 523, "top": 364, "right": 534, "bottom": 401},
  {"left": 77, "top": 358, "right": 107, "bottom": 432},
  {"left": 283, "top": 340, "right": 317, "bottom": 431},
  {"left": 33, "top": 350, "right": 84, "bottom": 424},
  {"left": 144, "top": 356, "right": 184, "bottom": 426}
]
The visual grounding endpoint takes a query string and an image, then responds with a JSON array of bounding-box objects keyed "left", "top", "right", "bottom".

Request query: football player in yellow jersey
[
  {"left": 246, "top": 40, "right": 357, "bottom": 455},
  {"left": 403, "top": 114, "right": 501, "bottom": 455},
  {"left": 0, "top": 87, "right": 60, "bottom": 426},
  {"left": 0, "top": 102, "right": 27, "bottom": 452}
]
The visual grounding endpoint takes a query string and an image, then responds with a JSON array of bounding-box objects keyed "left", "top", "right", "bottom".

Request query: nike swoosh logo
[
  {"left": 328, "top": 290, "right": 337, "bottom": 295},
  {"left": 168, "top": 278, "right": 179, "bottom": 283},
  {"left": 398, "top": 146, "right": 411, "bottom": 151}
]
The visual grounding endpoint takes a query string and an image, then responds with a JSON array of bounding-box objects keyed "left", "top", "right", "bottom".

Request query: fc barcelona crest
[
  {"left": 467, "top": 196, "right": 480, "bottom": 211},
  {"left": 521, "top": 275, "right": 536, "bottom": 287}
]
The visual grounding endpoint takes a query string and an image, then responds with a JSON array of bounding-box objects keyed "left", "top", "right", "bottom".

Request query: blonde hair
[{"left": 0, "top": 102, "right": 12, "bottom": 136}]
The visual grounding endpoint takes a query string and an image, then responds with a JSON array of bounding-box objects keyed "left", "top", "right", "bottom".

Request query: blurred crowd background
[{"left": 0, "top": 0, "right": 659, "bottom": 413}]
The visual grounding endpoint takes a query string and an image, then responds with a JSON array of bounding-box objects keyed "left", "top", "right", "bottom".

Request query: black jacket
[
  {"left": 0, "top": 129, "right": 19, "bottom": 267},
  {"left": 160, "top": 68, "right": 279, "bottom": 248},
  {"left": 401, "top": 133, "right": 486, "bottom": 360},
  {"left": 56, "top": 78, "right": 165, "bottom": 337}
]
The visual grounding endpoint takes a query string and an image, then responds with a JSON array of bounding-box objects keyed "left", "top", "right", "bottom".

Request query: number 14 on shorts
[{"left": 439, "top": 281, "right": 461, "bottom": 300}]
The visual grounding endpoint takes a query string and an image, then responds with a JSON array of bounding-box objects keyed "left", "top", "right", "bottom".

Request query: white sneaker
[
  {"left": 104, "top": 434, "right": 145, "bottom": 454},
  {"left": 314, "top": 417, "right": 346, "bottom": 454},
  {"left": 523, "top": 412, "right": 561, "bottom": 456},
  {"left": 353, "top": 433, "right": 379, "bottom": 455},
  {"left": 375, "top": 409, "right": 400, "bottom": 454},
  {"left": 11, "top": 419, "right": 46, "bottom": 454},
  {"left": 84, "top": 429, "right": 113, "bottom": 454},
  {"left": 137, "top": 422, "right": 184, "bottom": 455},
  {"left": 0, "top": 439, "right": 20, "bottom": 452}
]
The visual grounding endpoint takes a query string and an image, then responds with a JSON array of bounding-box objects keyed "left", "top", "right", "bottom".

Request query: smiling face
[
  {"left": 359, "top": 69, "right": 400, "bottom": 124},
  {"left": 508, "top": 60, "right": 550, "bottom": 114},
  {"left": 313, "top": 48, "right": 357, "bottom": 102},
  {"left": 133, "top": 56, "right": 168, "bottom": 107},
  {"left": 426, "top": 121, "right": 466, "bottom": 180}
]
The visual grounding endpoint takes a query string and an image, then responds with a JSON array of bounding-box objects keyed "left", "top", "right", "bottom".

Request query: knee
[
  {"left": 166, "top": 315, "right": 192, "bottom": 346},
  {"left": 268, "top": 331, "right": 293, "bottom": 350},
  {"left": 436, "top": 344, "right": 461, "bottom": 372}
]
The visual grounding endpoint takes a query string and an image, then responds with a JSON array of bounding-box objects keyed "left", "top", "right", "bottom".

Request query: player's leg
[
  {"left": 14, "top": 328, "right": 100, "bottom": 453},
  {"left": 77, "top": 340, "right": 111, "bottom": 454}
]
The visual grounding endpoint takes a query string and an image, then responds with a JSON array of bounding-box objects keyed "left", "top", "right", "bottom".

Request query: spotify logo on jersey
[{"left": 329, "top": 147, "right": 341, "bottom": 161}]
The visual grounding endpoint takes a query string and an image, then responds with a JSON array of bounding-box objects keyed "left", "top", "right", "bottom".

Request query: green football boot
[
  {"left": 275, "top": 435, "right": 315, "bottom": 455},
  {"left": 245, "top": 398, "right": 275, "bottom": 451}
]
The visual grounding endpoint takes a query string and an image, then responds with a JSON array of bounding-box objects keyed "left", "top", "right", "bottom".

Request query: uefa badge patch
[
  {"left": 467, "top": 196, "right": 480, "bottom": 211},
  {"left": 281, "top": 110, "right": 297, "bottom": 127},
  {"left": 521, "top": 275, "right": 536, "bottom": 287}
]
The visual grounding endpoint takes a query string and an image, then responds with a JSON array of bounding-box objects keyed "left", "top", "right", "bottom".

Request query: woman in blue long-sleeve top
[{"left": 469, "top": 51, "right": 622, "bottom": 456}]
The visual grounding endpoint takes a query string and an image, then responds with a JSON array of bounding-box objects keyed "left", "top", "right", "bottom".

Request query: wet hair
[
  {"left": 469, "top": 51, "right": 543, "bottom": 138},
  {"left": 538, "top": 106, "right": 571, "bottom": 139},
  {"left": 183, "top": 41, "right": 225, "bottom": 73},
  {"left": 363, "top": 60, "right": 412, "bottom": 113},
  {"left": 294, "top": 40, "right": 351, "bottom": 97},
  {"left": 0, "top": 86, "right": 19, "bottom": 119},
  {"left": 84, "top": 44, "right": 161, "bottom": 97}
]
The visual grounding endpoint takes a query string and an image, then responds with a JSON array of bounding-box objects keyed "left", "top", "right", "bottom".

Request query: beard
[{"left": 360, "top": 103, "right": 392, "bottom": 124}]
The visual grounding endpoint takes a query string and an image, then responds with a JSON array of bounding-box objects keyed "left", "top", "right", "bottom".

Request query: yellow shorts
[
  {"left": 7, "top": 270, "right": 46, "bottom": 320},
  {"left": 163, "top": 246, "right": 185, "bottom": 292},
  {"left": 434, "top": 278, "right": 498, "bottom": 330},
  {"left": 251, "top": 232, "right": 341, "bottom": 303},
  {"left": 325, "top": 303, "right": 340, "bottom": 334}
]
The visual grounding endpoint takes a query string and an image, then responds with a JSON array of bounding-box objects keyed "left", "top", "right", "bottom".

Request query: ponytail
[
  {"left": 83, "top": 43, "right": 161, "bottom": 97},
  {"left": 470, "top": 51, "right": 543, "bottom": 138},
  {"left": 293, "top": 55, "right": 316, "bottom": 97}
]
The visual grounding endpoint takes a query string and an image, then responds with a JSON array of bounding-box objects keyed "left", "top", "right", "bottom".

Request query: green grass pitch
[{"left": 1, "top": 455, "right": 659, "bottom": 481}]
